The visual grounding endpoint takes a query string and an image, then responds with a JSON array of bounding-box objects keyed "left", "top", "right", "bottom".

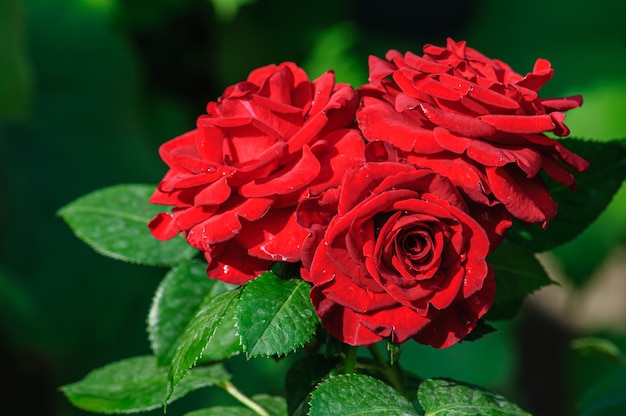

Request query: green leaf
[
  {"left": 61, "top": 356, "right": 230, "bottom": 414},
  {"left": 236, "top": 271, "right": 318, "bottom": 357},
  {"left": 284, "top": 355, "right": 341, "bottom": 415},
  {"left": 578, "top": 370, "right": 626, "bottom": 416},
  {"left": 197, "top": 287, "right": 242, "bottom": 363},
  {"left": 58, "top": 184, "right": 197, "bottom": 266},
  {"left": 183, "top": 395, "right": 285, "bottom": 416},
  {"left": 148, "top": 260, "right": 227, "bottom": 366},
  {"left": 507, "top": 138, "right": 626, "bottom": 252},
  {"left": 167, "top": 289, "right": 241, "bottom": 400},
  {"left": 309, "top": 374, "right": 418, "bottom": 416},
  {"left": 486, "top": 242, "right": 554, "bottom": 320},
  {"left": 184, "top": 407, "right": 257, "bottom": 416},
  {"left": 461, "top": 319, "right": 497, "bottom": 342},
  {"left": 251, "top": 394, "right": 288, "bottom": 416},
  {"left": 418, "top": 378, "right": 529, "bottom": 416},
  {"left": 571, "top": 337, "right": 626, "bottom": 365}
]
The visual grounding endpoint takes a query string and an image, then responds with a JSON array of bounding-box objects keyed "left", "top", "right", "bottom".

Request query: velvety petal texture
[
  {"left": 148, "top": 62, "right": 364, "bottom": 284},
  {"left": 301, "top": 162, "right": 494, "bottom": 348},
  {"left": 357, "top": 38, "right": 589, "bottom": 226},
  {"left": 146, "top": 42, "right": 588, "bottom": 351}
]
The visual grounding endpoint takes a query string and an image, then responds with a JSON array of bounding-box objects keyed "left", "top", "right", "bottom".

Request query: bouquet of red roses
[{"left": 59, "top": 39, "right": 625, "bottom": 415}]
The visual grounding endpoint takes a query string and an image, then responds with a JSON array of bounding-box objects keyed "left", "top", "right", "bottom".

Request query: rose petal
[
  {"left": 357, "top": 305, "right": 431, "bottom": 344},
  {"left": 404, "top": 153, "right": 492, "bottom": 205},
  {"left": 432, "top": 127, "right": 514, "bottom": 167},
  {"left": 239, "top": 145, "right": 320, "bottom": 197},
  {"left": 309, "top": 71, "right": 335, "bottom": 116},
  {"left": 174, "top": 205, "right": 218, "bottom": 231},
  {"left": 403, "top": 51, "right": 452, "bottom": 73},
  {"left": 414, "top": 270, "right": 494, "bottom": 348},
  {"left": 415, "top": 75, "right": 464, "bottom": 101},
  {"left": 427, "top": 266, "right": 464, "bottom": 310},
  {"left": 368, "top": 54, "right": 397, "bottom": 82},
  {"left": 323, "top": 271, "right": 396, "bottom": 313},
  {"left": 204, "top": 242, "right": 273, "bottom": 285},
  {"left": 193, "top": 177, "right": 232, "bottom": 206},
  {"left": 187, "top": 197, "right": 273, "bottom": 246},
  {"left": 542, "top": 158, "right": 575, "bottom": 190},
  {"left": 468, "top": 202, "right": 513, "bottom": 250},
  {"left": 517, "top": 58, "right": 554, "bottom": 91},
  {"left": 479, "top": 114, "right": 555, "bottom": 134},
  {"left": 358, "top": 97, "right": 444, "bottom": 154},
  {"left": 523, "top": 134, "right": 590, "bottom": 172},
  {"left": 419, "top": 103, "right": 497, "bottom": 137},
  {"left": 311, "top": 286, "right": 383, "bottom": 346},
  {"left": 148, "top": 212, "right": 179, "bottom": 241},
  {"left": 541, "top": 95, "right": 583, "bottom": 112},
  {"left": 486, "top": 166, "right": 557, "bottom": 224},
  {"left": 237, "top": 208, "right": 308, "bottom": 262},
  {"left": 308, "top": 128, "right": 366, "bottom": 195}
]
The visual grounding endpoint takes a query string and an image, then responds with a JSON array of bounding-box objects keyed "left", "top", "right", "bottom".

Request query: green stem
[
  {"left": 368, "top": 345, "right": 408, "bottom": 398},
  {"left": 344, "top": 345, "right": 359, "bottom": 374},
  {"left": 367, "top": 344, "right": 386, "bottom": 365},
  {"left": 220, "top": 381, "right": 269, "bottom": 416}
]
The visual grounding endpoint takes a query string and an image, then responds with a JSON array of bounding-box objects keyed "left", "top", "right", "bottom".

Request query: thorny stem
[
  {"left": 368, "top": 345, "right": 408, "bottom": 398},
  {"left": 220, "top": 381, "right": 269, "bottom": 416},
  {"left": 343, "top": 345, "right": 359, "bottom": 374}
]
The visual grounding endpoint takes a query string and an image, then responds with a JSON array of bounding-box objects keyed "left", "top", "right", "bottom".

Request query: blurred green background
[{"left": 1, "top": 0, "right": 625, "bottom": 415}]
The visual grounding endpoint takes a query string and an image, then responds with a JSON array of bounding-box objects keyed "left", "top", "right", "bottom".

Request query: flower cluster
[{"left": 149, "top": 39, "right": 588, "bottom": 348}]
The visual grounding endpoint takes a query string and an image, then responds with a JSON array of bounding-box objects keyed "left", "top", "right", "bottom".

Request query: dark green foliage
[
  {"left": 58, "top": 184, "right": 197, "bottom": 266},
  {"left": 61, "top": 356, "right": 230, "bottom": 414},
  {"left": 4, "top": 1, "right": 626, "bottom": 416},
  {"left": 236, "top": 271, "right": 319, "bottom": 358},
  {"left": 417, "top": 378, "right": 530, "bottom": 415},
  {"left": 309, "top": 374, "right": 418, "bottom": 416},
  {"left": 507, "top": 138, "right": 626, "bottom": 253},
  {"left": 487, "top": 242, "right": 554, "bottom": 320}
]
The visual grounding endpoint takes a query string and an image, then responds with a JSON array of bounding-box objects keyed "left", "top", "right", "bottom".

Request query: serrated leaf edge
[
  {"left": 147, "top": 260, "right": 212, "bottom": 366},
  {"left": 418, "top": 378, "right": 530, "bottom": 416},
  {"left": 60, "top": 355, "right": 225, "bottom": 415},
  {"left": 237, "top": 278, "right": 318, "bottom": 358},
  {"left": 308, "top": 374, "right": 418, "bottom": 416},
  {"left": 165, "top": 290, "right": 241, "bottom": 402},
  {"left": 57, "top": 183, "right": 195, "bottom": 266}
]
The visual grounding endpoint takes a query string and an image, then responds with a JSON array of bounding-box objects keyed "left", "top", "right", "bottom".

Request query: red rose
[
  {"left": 148, "top": 62, "right": 364, "bottom": 284},
  {"left": 301, "top": 162, "right": 494, "bottom": 348},
  {"left": 357, "top": 38, "right": 589, "bottom": 225}
]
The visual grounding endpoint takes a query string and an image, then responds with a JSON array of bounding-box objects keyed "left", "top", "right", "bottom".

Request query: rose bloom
[
  {"left": 148, "top": 62, "right": 364, "bottom": 285},
  {"left": 357, "top": 38, "right": 589, "bottom": 226},
  {"left": 300, "top": 161, "right": 494, "bottom": 348}
]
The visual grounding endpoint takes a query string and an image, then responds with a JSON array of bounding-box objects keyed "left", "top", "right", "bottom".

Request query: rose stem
[
  {"left": 343, "top": 345, "right": 359, "bottom": 374},
  {"left": 219, "top": 381, "right": 270, "bottom": 416},
  {"left": 367, "top": 345, "right": 408, "bottom": 398}
]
